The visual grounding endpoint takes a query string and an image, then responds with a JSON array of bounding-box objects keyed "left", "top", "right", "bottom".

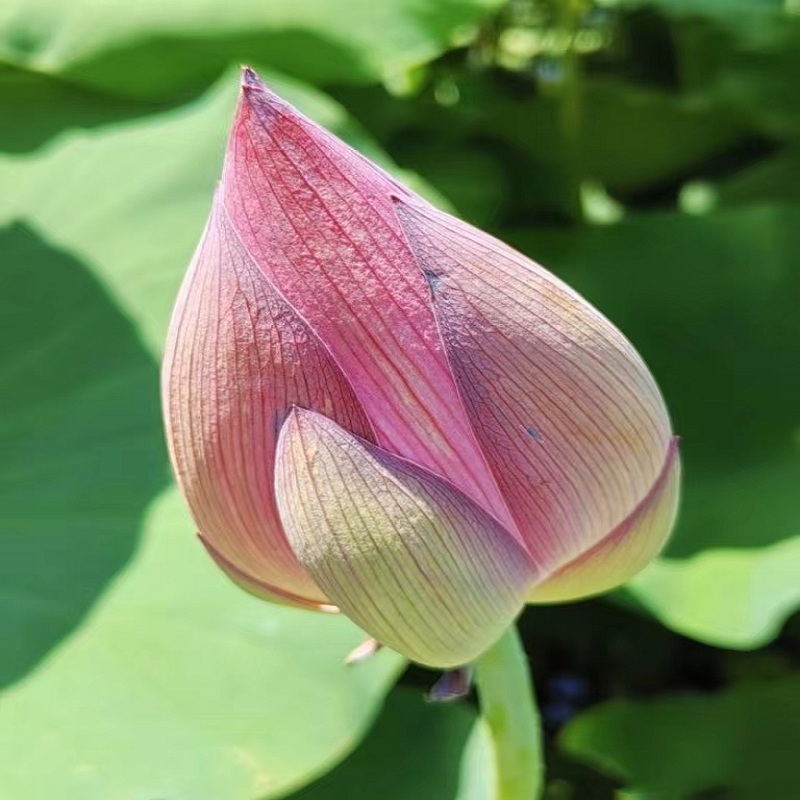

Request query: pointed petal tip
[
  {"left": 233, "top": 66, "right": 282, "bottom": 143},
  {"left": 237, "top": 66, "right": 285, "bottom": 116},
  {"left": 241, "top": 65, "right": 265, "bottom": 91},
  {"left": 344, "top": 638, "right": 384, "bottom": 666},
  {"left": 283, "top": 405, "right": 345, "bottom": 445},
  {"left": 278, "top": 404, "right": 308, "bottom": 445},
  {"left": 241, "top": 65, "right": 257, "bottom": 84}
]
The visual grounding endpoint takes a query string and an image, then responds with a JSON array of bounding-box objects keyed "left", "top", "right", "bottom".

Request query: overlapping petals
[
  {"left": 162, "top": 201, "right": 373, "bottom": 610},
  {"left": 161, "top": 69, "right": 681, "bottom": 667},
  {"left": 393, "top": 199, "right": 677, "bottom": 580}
]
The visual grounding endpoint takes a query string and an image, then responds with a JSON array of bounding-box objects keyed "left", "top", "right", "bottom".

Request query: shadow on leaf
[{"left": 0, "top": 223, "right": 167, "bottom": 687}]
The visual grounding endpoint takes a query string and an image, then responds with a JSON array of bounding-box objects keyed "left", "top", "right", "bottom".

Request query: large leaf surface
[
  {"left": 0, "top": 489, "right": 403, "bottom": 799},
  {"left": 0, "top": 224, "right": 166, "bottom": 688},
  {"left": 0, "top": 0, "right": 502, "bottom": 99},
  {"left": 288, "top": 689, "right": 492, "bottom": 800},
  {"left": 627, "top": 534, "right": 800, "bottom": 648}
]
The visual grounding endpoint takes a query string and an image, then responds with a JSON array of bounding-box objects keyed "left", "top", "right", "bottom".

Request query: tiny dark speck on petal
[
  {"left": 423, "top": 269, "right": 443, "bottom": 294},
  {"left": 525, "top": 426, "right": 544, "bottom": 443},
  {"left": 272, "top": 409, "right": 286, "bottom": 439}
]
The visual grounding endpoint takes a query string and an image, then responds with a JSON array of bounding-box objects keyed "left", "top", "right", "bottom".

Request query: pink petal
[
  {"left": 162, "top": 199, "right": 374, "bottom": 607},
  {"left": 219, "top": 69, "right": 515, "bottom": 534},
  {"left": 200, "top": 535, "right": 339, "bottom": 612},
  {"left": 394, "top": 198, "right": 676, "bottom": 576},
  {"left": 275, "top": 408, "right": 537, "bottom": 668},
  {"left": 528, "top": 438, "right": 681, "bottom": 602}
]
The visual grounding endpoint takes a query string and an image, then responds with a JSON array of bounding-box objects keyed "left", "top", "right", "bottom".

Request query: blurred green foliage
[
  {"left": 563, "top": 677, "right": 800, "bottom": 799},
  {"left": 0, "top": 0, "right": 798, "bottom": 798}
]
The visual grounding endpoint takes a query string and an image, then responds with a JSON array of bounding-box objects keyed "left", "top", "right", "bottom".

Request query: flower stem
[{"left": 473, "top": 626, "right": 544, "bottom": 800}]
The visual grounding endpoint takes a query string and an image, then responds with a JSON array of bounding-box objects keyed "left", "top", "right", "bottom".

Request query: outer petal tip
[
  {"left": 527, "top": 437, "right": 681, "bottom": 604},
  {"left": 241, "top": 65, "right": 261, "bottom": 88},
  {"left": 237, "top": 65, "right": 284, "bottom": 117},
  {"left": 199, "top": 534, "right": 339, "bottom": 613}
]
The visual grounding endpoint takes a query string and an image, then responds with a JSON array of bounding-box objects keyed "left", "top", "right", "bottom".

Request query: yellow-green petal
[{"left": 274, "top": 408, "right": 537, "bottom": 668}]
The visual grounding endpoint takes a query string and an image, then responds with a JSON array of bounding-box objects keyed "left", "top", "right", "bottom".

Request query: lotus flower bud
[{"left": 161, "top": 68, "right": 680, "bottom": 668}]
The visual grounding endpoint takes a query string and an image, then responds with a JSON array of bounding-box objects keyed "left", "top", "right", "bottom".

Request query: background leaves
[
  {"left": 0, "top": 0, "right": 503, "bottom": 98},
  {"left": 288, "top": 690, "right": 491, "bottom": 800},
  {"left": 0, "top": 489, "right": 403, "bottom": 799},
  {"left": 562, "top": 677, "right": 800, "bottom": 799},
  {"left": 0, "top": 224, "right": 165, "bottom": 688}
]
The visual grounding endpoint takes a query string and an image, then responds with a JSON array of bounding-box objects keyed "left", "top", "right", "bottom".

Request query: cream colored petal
[{"left": 274, "top": 408, "right": 537, "bottom": 668}]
